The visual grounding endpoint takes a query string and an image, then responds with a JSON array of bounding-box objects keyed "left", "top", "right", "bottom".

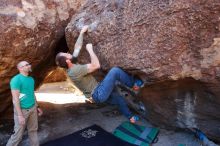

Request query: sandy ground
[{"left": 0, "top": 81, "right": 218, "bottom": 146}]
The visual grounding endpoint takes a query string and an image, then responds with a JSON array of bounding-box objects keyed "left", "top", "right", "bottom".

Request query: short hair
[
  {"left": 17, "top": 61, "right": 29, "bottom": 69},
  {"left": 55, "top": 53, "right": 68, "bottom": 69}
]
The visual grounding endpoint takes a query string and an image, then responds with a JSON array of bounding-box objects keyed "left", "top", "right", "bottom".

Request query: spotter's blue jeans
[{"left": 92, "top": 67, "right": 135, "bottom": 119}]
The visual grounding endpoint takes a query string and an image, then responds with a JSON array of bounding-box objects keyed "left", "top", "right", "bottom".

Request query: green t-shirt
[
  {"left": 68, "top": 64, "right": 98, "bottom": 98},
  {"left": 10, "top": 74, "right": 35, "bottom": 109}
]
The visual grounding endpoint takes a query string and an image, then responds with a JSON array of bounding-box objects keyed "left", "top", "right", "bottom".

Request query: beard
[
  {"left": 27, "top": 66, "right": 32, "bottom": 72},
  {"left": 28, "top": 68, "right": 32, "bottom": 72},
  {"left": 71, "top": 57, "right": 78, "bottom": 64}
]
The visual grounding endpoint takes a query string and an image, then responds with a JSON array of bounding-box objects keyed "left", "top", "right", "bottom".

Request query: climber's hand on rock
[{"left": 80, "top": 25, "right": 89, "bottom": 34}]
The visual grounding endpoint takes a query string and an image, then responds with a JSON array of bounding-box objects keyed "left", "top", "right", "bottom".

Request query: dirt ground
[{"left": 0, "top": 82, "right": 218, "bottom": 146}]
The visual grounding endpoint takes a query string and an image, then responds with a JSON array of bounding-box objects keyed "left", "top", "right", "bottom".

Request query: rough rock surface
[
  {"left": 0, "top": 0, "right": 85, "bottom": 117},
  {"left": 66, "top": 0, "right": 220, "bottom": 141}
]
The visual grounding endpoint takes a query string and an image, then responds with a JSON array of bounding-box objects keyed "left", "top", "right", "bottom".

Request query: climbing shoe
[
  {"left": 132, "top": 78, "right": 144, "bottom": 91},
  {"left": 130, "top": 115, "right": 140, "bottom": 124}
]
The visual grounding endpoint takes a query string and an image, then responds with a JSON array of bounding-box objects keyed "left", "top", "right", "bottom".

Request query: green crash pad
[{"left": 113, "top": 121, "right": 159, "bottom": 146}]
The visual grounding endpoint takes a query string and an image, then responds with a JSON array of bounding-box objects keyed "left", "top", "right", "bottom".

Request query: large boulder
[
  {"left": 0, "top": 0, "right": 86, "bottom": 118},
  {"left": 66, "top": 0, "right": 220, "bottom": 141}
]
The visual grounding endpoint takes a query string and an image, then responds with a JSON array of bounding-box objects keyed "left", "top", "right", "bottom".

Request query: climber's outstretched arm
[{"left": 72, "top": 25, "right": 89, "bottom": 57}]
